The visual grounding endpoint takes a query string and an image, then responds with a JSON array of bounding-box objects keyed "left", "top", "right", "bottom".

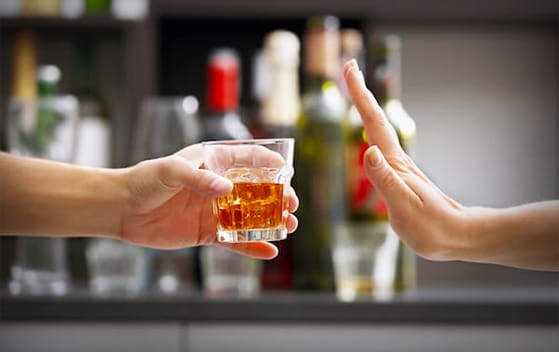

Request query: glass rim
[{"left": 201, "top": 138, "right": 294, "bottom": 146}]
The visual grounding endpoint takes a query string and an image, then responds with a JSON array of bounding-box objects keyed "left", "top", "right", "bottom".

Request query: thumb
[
  {"left": 364, "top": 145, "right": 412, "bottom": 206},
  {"left": 166, "top": 155, "right": 233, "bottom": 198},
  {"left": 130, "top": 155, "right": 233, "bottom": 210}
]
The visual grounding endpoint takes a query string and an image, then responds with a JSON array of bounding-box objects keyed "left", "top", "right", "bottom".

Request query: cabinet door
[
  {"left": 186, "top": 323, "right": 559, "bottom": 352},
  {"left": 0, "top": 323, "right": 181, "bottom": 352}
]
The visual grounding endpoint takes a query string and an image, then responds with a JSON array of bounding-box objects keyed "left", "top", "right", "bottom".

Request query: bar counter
[{"left": 1, "top": 285, "right": 557, "bottom": 325}]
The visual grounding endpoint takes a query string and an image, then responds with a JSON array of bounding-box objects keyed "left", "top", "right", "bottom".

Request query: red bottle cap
[{"left": 206, "top": 48, "right": 240, "bottom": 112}]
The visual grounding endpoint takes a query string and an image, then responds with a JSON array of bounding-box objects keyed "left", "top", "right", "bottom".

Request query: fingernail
[
  {"left": 358, "top": 70, "right": 366, "bottom": 85},
  {"left": 344, "top": 58, "right": 358, "bottom": 74},
  {"left": 366, "top": 146, "right": 383, "bottom": 168}
]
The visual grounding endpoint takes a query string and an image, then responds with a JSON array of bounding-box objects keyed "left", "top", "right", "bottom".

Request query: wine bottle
[
  {"left": 294, "top": 15, "right": 347, "bottom": 290},
  {"left": 372, "top": 35, "right": 417, "bottom": 292},
  {"left": 259, "top": 30, "right": 301, "bottom": 290},
  {"left": 200, "top": 48, "right": 252, "bottom": 141}
]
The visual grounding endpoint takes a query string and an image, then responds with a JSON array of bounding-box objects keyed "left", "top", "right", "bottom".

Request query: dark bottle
[{"left": 294, "top": 16, "right": 348, "bottom": 290}]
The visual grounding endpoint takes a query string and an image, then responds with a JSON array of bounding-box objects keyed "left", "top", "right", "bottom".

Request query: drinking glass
[
  {"left": 128, "top": 96, "right": 201, "bottom": 293},
  {"left": 200, "top": 246, "right": 262, "bottom": 298},
  {"left": 332, "top": 221, "right": 399, "bottom": 301},
  {"left": 202, "top": 138, "right": 294, "bottom": 242}
]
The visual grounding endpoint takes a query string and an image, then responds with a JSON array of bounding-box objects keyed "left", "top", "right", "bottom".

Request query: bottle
[
  {"left": 200, "top": 48, "right": 252, "bottom": 141},
  {"left": 73, "top": 41, "right": 112, "bottom": 167},
  {"left": 9, "top": 64, "right": 76, "bottom": 296},
  {"left": 372, "top": 35, "right": 417, "bottom": 292},
  {"left": 259, "top": 30, "right": 301, "bottom": 290},
  {"left": 294, "top": 15, "right": 347, "bottom": 290},
  {"left": 259, "top": 30, "right": 301, "bottom": 138}
]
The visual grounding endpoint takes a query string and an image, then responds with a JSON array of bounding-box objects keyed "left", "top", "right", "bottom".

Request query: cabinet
[{"left": 0, "top": 0, "right": 558, "bottom": 290}]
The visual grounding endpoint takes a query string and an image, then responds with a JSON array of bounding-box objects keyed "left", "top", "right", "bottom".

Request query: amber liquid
[{"left": 215, "top": 182, "right": 286, "bottom": 230}]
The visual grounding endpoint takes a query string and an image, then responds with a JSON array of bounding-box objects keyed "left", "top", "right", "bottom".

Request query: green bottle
[{"left": 294, "top": 16, "right": 348, "bottom": 290}]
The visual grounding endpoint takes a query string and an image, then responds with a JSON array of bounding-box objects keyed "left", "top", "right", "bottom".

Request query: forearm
[
  {"left": 461, "top": 201, "right": 559, "bottom": 271},
  {"left": 0, "top": 152, "right": 129, "bottom": 237}
]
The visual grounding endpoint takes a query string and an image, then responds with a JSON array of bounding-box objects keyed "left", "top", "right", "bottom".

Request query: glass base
[{"left": 217, "top": 226, "right": 287, "bottom": 242}]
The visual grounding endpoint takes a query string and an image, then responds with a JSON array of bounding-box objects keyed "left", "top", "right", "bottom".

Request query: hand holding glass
[{"left": 202, "top": 138, "right": 294, "bottom": 242}]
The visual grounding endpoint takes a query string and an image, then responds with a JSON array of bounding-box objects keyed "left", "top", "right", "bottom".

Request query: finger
[
  {"left": 288, "top": 186, "right": 299, "bottom": 212},
  {"left": 175, "top": 143, "right": 204, "bottom": 167},
  {"left": 343, "top": 59, "right": 403, "bottom": 157},
  {"left": 158, "top": 154, "right": 233, "bottom": 197},
  {"left": 286, "top": 213, "right": 298, "bottom": 234},
  {"left": 218, "top": 242, "right": 279, "bottom": 260},
  {"left": 364, "top": 145, "right": 421, "bottom": 207}
]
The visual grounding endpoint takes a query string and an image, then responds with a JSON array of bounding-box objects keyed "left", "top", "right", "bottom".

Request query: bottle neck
[
  {"left": 206, "top": 49, "right": 240, "bottom": 113},
  {"left": 11, "top": 30, "right": 37, "bottom": 101},
  {"left": 38, "top": 81, "right": 57, "bottom": 97},
  {"left": 374, "top": 44, "right": 403, "bottom": 104},
  {"left": 374, "top": 60, "right": 402, "bottom": 104},
  {"left": 303, "top": 27, "right": 340, "bottom": 82}
]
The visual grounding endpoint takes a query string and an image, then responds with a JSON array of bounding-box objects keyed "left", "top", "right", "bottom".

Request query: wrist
[
  {"left": 454, "top": 206, "right": 501, "bottom": 265},
  {"left": 100, "top": 167, "right": 133, "bottom": 239}
]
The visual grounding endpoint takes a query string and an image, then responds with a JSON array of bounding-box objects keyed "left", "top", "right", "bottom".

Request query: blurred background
[{"left": 0, "top": 0, "right": 558, "bottom": 351}]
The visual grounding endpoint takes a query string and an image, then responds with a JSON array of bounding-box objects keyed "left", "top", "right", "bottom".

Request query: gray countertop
[{"left": 1, "top": 286, "right": 558, "bottom": 325}]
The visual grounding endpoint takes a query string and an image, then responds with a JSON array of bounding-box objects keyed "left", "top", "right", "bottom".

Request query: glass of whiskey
[{"left": 202, "top": 138, "right": 295, "bottom": 242}]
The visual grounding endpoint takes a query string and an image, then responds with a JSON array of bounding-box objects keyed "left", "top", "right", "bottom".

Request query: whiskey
[{"left": 215, "top": 182, "right": 286, "bottom": 231}]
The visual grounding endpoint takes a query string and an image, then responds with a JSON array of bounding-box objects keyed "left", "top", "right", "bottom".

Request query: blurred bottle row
[
  {"left": 4, "top": 14, "right": 417, "bottom": 301},
  {"left": 0, "top": 0, "right": 148, "bottom": 20}
]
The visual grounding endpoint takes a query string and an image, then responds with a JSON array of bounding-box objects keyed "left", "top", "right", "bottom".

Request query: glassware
[
  {"left": 146, "top": 248, "right": 196, "bottom": 294},
  {"left": 332, "top": 222, "right": 399, "bottom": 301},
  {"left": 202, "top": 138, "right": 295, "bottom": 243},
  {"left": 131, "top": 96, "right": 200, "bottom": 163},
  {"left": 130, "top": 96, "right": 201, "bottom": 293},
  {"left": 85, "top": 238, "right": 147, "bottom": 296},
  {"left": 200, "top": 246, "right": 262, "bottom": 298}
]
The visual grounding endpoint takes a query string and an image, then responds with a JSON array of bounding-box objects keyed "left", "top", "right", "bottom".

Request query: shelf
[
  {"left": 1, "top": 286, "right": 558, "bottom": 324},
  {"left": 152, "top": 0, "right": 559, "bottom": 23}
]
